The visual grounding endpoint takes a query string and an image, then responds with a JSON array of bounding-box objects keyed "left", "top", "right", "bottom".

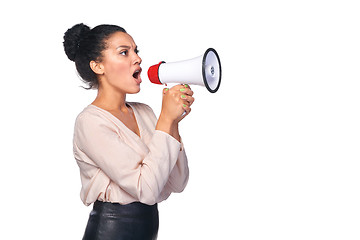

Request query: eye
[
  {"left": 135, "top": 48, "right": 140, "bottom": 55},
  {"left": 120, "top": 50, "right": 128, "bottom": 56}
]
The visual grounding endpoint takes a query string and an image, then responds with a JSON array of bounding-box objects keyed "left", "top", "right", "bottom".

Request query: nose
[{"left": 134, "top": 52, "right": 142, "bottom": 65}]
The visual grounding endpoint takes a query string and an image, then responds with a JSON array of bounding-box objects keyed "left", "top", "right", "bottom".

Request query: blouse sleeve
[
  {"left": 165, "top": 147, "right": 189, "bottom": 193},
  {"left": 154, "top": 144, "right": 189, "bottom": 202},
  {"left": 74, "top": 112, "right": 182, "bottom": 205}
]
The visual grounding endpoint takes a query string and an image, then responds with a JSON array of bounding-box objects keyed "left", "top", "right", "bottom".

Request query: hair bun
[{"left": 63, "top": 23, "right": 91, "bottom": 61}]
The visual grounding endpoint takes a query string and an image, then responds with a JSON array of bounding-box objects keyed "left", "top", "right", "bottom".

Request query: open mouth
[{"left": 133, "top": 68, "right": 142, "bottom": 79}]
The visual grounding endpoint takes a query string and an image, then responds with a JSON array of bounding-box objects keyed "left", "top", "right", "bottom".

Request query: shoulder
[
  {"left": 74, "top": 105, "right": 114, "bottom": 131},
  {"left": 74, "top": 105, "right": 119, "bottom": 148},
  {"left": 76, "top": 105, "right": 103, "bottom": 122}
]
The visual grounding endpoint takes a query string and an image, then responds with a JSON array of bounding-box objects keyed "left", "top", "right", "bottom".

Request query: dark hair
[{"left": 63, "top": 23, "right": 127, "bottom": 89}]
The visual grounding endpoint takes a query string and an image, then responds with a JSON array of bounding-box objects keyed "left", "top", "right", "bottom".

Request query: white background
[{"left": 1, "top": 0, "right": 359, "bottom": 239}]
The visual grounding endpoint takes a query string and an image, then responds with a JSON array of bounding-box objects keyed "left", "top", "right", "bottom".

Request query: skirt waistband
[{"left": 93, "top": 201, "right": 158, "bottom": 217}]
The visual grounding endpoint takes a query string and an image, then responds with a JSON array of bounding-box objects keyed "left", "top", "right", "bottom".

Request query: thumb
[{"left": 163, "top": 88, "right": 169, "bottom": 94}]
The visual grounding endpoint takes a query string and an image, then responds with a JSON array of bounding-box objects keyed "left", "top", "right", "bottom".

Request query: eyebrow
[{"left": 116, "top": 45, "right": 138, "bottom": 50}]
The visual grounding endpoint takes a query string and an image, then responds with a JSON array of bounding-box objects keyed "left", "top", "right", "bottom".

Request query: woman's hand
[
  {"left": 160, "top": 84, "right": 195, "bottom": 123},
  {"left": 156, "top": 84, "right": 195, "bottom": 141}
]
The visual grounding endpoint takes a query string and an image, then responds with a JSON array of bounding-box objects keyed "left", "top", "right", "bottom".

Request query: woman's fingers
[
  {"left": 163, "top": 84, "right": 195, "bottom": 120},
  {"left": 180, "top": 94, "right": 195, "bottom": 107},
  {"left": 179, "top": 86, "right": 194, "bottom": 97}
]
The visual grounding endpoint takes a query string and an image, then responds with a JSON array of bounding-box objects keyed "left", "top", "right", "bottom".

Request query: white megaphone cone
[{"left": 147, "top": 48, "right": 222, "bottom": 93}]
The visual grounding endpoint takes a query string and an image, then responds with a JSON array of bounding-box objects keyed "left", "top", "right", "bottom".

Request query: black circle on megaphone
[{"left": 202, "top": 48, "right": 222, "bottom": 93}]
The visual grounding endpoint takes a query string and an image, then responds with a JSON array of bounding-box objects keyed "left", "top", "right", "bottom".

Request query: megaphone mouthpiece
[
  {"left": 147, "top": 48, "right": 222, "bottom": 93},
  {"left": 148, "top": 61, "right": 165, "bottom": 85}
]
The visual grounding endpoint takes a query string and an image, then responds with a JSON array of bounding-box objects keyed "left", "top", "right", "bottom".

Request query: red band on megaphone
[{"left": 147, "top": 61, "right": 165, "bottom": 85}]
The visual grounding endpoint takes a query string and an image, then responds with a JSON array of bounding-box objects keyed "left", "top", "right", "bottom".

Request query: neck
[{"left": 92, "top": 83, "right": 128, "bottom": 112}]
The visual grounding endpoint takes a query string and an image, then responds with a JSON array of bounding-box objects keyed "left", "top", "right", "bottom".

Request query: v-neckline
[{"left": 89, "top": 103, "right": 142, "bottom": 139}]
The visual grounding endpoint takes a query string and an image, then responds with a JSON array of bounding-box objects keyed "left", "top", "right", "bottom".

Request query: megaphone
[{"left": 147, "top": 48, "right": 222, "bottom": 93}]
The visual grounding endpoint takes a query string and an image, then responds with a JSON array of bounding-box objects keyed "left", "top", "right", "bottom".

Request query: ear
[{"left": 90, "top": 60, "right": 104, "bottom": 75}]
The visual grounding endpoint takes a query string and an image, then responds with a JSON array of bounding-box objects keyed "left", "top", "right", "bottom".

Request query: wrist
[
  {"left": 158, "top": 113, "right": 175, "bottom": 125},
  {"left": 156, "top": 115, "right": 180, "bottom": 142}
]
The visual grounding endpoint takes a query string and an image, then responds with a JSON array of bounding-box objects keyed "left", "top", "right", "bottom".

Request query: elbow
[
  {"left": 175, "top": 177, "right": 189, "bottom": 193},
  {"left": 171, "top": 173, "right": 189, "bottom": 193},
  {"left": 177, "top": 181, "right": 188, "bottom": 193}
]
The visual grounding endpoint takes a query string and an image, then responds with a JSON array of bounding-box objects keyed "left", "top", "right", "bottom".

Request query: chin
[{"left": 128, "top": 86, "right": 141, "bottom": 94}]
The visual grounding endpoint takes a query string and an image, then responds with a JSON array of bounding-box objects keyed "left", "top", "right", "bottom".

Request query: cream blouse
[{"left": 73, "top": 103, "right": 189, "bottom": 206}]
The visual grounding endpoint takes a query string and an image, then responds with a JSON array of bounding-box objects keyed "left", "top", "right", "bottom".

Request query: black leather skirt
[{"left": 83, "top": 201, "right": 159, "bottom": 240}]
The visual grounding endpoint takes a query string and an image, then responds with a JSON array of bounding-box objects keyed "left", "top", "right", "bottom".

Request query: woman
[{"left": 63, "top": 23, "right": 194, "bottom": 240}]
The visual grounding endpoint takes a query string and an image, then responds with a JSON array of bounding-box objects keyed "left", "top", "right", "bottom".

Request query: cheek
[{"left": 109, "top": 62, "right": 128, "bottom": 77}]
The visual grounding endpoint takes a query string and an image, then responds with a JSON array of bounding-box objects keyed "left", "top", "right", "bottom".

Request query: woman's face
[{"left": 98, "top": 32, "right": 142, "bottom": 94}]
